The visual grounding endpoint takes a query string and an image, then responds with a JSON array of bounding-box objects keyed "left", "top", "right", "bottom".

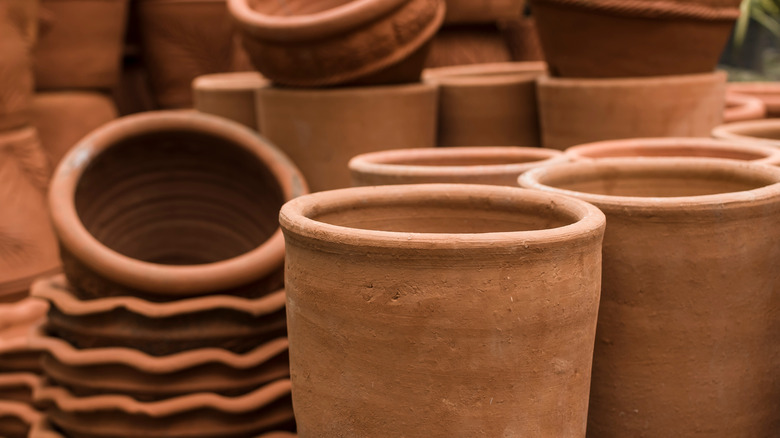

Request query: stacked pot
[{"left": 30, "top": 111, "right": 308, "bottom": 437}]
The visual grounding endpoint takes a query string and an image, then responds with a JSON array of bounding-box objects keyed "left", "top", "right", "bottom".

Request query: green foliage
[{"left": 736, "top": 0, "right": 780, "bottom": 46}]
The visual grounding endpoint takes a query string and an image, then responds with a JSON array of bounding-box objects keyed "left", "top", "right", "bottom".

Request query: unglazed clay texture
[
  {"left": 193, "top": 72, "right": 269, "bottom": 130},
  {"left": 727, "top": 82, "right": 780, "bottom": 117},
  {"left": 723, "top": 92, "right": 767, "bottom": 123},
  {"left": 0, "top": 2, "right": 33, "bottom": 132},
  {"left": 712, "top": 119, "right": 780, "bottom": 148}
]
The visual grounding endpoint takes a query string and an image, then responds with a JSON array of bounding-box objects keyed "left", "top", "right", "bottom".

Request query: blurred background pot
[
  {"left": 726, "top": 82, "right": 780, "bottom": 118},
  {"left": 193, "top": 72, "right": 268, "bottom": 130},
  {"left": 723, "top": 92, "right": 767, "bottom": 123},
  {"left": 712, "top": 119, "right": 780, "bottom": 147}
]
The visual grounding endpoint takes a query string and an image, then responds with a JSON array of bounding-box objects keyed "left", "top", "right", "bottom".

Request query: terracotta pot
[
  {"left": 137, "top": 0, "right": 253, "bottom": 109},
  {"left": 280, "top": 184, "right": 605, "bottom": 437},
  {"left": 538, "top": 72, "right": 727, "bottom": 150},
  {"left": 193, "top": 72, "right": 268, "bottom": 131},
  {"left": 425, "top": 25, "right": 513, "bottom": 68},
  {"left": 48, "top": 111, "right": 307, "bottom": 301},
  {"left": 565, "top": 137, "right": 780, "bottom": 166},
  {"left": 350, "top": 146, "right": 565, "bottom": 186},
  {"left": 723, "top": 92, "right": 766, "bottom": 123},
  {"left": 0, "top": 128, "right": 60, "bottom": 302},
  {"left": 0, "top": 373, "right": 41, "bottom": 404},
  {"left": 0, "top": 338, "right": 44, "bottom": 374},
  {"left": 443, "top": 0, "right": 524, "bottom": 23},
  {"left": 424, "top": 62, "right": 546, "bottom": 146},
  {"left": 34, "top": 0, "right": 129, "bottom": 89},
  {"left": 499, "top": 16, "right": 545, "bottom": 62},
  {"left": 530, "top": 0, "right": 741, "bottom": 77},
  {"left": 31, "top": 421, "right": 297, "bottom": 438},
  {"left": 31, "top": 92, "right": 118, "bottom": 169},
  {"left": 0, "top": 3, "right": 33, "bottom": 132},
  {"left": 519, "top": 158, "right": 780, "bottom": 437},
  {"left": 726, "top": 82, "right": 780, "bottom": 117},
  {"left": 712, "top": 119, "right": 780, "bottom": 148},
  {"left": 0, "top": 297, "right": 48, "bottom": 339},
  {"left": 257, "top": 82, "right": 437, "bottom": 192},
  {"left": 0, "top": 400, "right": 41, "bottom": 438},
  {"left": 33, "top": 274, "right": 287, "bottom": 355},
  {"left": 228, "top": 0, "right": 446, "bottom": 87},
  {"left": 34, "top": 380, "right": 294, "bottom": 438}
]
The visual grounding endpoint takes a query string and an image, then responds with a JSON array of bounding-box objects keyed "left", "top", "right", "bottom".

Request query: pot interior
[
  {"left": 74, "top": 130, "right": 285, "bottom": 265},
  {"left": 576, "top": 145, "right": 767, "bottom": 161},
  {"left": 249, "top": 0, "right": 351, "bottom": 16}
]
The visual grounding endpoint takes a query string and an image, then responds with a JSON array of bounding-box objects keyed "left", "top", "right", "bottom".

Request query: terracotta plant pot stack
[{"left": 32, "top": 111, "right": 307, "bottom": 437}]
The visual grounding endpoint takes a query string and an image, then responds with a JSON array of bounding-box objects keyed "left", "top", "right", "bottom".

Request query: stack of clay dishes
[
  {"left": 193, "top": 72, "right": 269, "bottom": 131},
  {"left": 33, "top": 111, "right": 307, "bottom": 437},
  {"left": 713, "top": 119, "right": 780, "bottom": 147},
  {"left": 727, "top": 82, "right": 780, "bottom": 118},
  {"left": 349, "top": 146, "right": 565, "bottom": 186},
  {"left": 723, "top": 92, "right": 766, "bottom": 123}
]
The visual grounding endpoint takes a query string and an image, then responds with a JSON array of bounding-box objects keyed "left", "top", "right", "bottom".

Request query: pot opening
[
  {"left": 375, "top": 153, "right": 548, "bottom": 167},
  {"left": 74, "top": 130, "right": 285, "bottom": 265},
  {"left": 249, "top": 0, "right": 352, "bottom": 16},
  {"left": 576, "top": 145, "right": 767, "bottom": 161}
]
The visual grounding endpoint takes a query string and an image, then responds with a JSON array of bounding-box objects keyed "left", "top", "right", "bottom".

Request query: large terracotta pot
[
  {"left": 443, "top": 0, "right": 524, "bottom": 23},
  {"left": 724, "top": 92, "right": 766, "bottom": 123},
  {"left": 280, "top": 184, "right": 605, "bottom": 437},
  {"left": 257, "top": 82, "right": 437, "bottom": 192},
  {"left": 350, "top": 146, "right": 565, "bottom": 186},
  {"left": 48, "top": 111, "right": 307, "bottom": 301},
  {"left": 565, "top": 137, "right": 780, "bottom": 166},
  {"left": 35, "top": 0, "right": 129, "bottom": 89},
  {"left": 712, "top": 119, "right": 780, "bottom": 147},
  {"left": 424, "top": 25, "right": 513, "bottom": 68},
  {"left": 538, "top": 72, "right": 726, "bottom": 150},
  {"left": 0, "top": 2, "right": 33, "bottom": 132},
  {"left": 0, "top": 128, "right": 60, "bottom": 302},
  {"left": 137, "top": 0, "right": 253, "bottom": 109},
  {"left": 425, "top": 62, "right": 546, "bottom": 146},
  {"left": 519, "top": 158, "right": 780, "bottom": 437},
  {"left": 193, "top": 72, "right": 268, "bottom": 131},
  {"left": 727, "top": 82, "right": 780, "bottom": 117},
  {"left": 228, "top": 0, "right": 446, "bottom": 86},
  {"left": 530, "top": 0, "right": 741, "bottom": 77}
]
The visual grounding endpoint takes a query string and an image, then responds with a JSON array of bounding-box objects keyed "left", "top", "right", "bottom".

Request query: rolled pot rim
[
  {"left": 712, "top": 119, "right": 780, "bottom": 146},
  {"left": 0, "top": 297, "right": 48, "bottom": 332},
  {"left": 0, "top": 336, "right": 34, "bottom": 355},
  {"left": 279, "top": 183, "right": 606, "bottom": 252},
  {"left": 536, "top": 70, "right": 727, "bottom": 87},
  {"left": 258, "top": 80, "right": 437, "bottom": 98},
  {"left": 724, "top": 92, "right": 767, "bottom": 122},
  {"left": 565, "top": 137, "right": 780, "bottom": 165},
  {"left": 519, "top": 157, "right": 780, "bottom": 212},
  {"left": 192, "top": 72, "right": 269, "bottom": 91},
  {"left": 422, "top": 62, "right": 547, "bottom": 85},
  {"left": 349, "top": 147, "right": 567, "bottom": 178},
  {"left": 0, "top": 372, "right": 42, "bottom": 392},
  {"left": 0, "top": 400, "right": 41, "bottom": 425},
  {"left": 48, "top": 111, "right": 307, "bottom": 295}
]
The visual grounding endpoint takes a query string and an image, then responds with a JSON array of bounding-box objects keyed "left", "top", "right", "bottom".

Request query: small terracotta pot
[
  {"left": 33, "top": 274, "right": 287, "bottom": 355},
  {"left": 193, "top": 72, "right": 268, "bottom": 131},
  {"left": 443, "top": 0, "right": 525, "bottom": 24},
  {"left": 228, "top": 0, "right": 446, "bottom": 86},
  {"left": 530, "top": 0, "right": 741, "bottom": 77},
  {"left": 137, "top": 0, "right": 253, "bottom": 109},
  {"left": 537, "top": 72, "right": 726, "bottom": 150},
  {"left": 565, "top": 137, "right": 780, "bottom": 166},
  {"left": 712, "top": 119, "right": 780, "bottom": 148},
  {"left": 280, "top": 184, "right": 605, "bottom": 437},
  {"left": 0, "top": 128, "right": 60, "bottom": 302},
  {"left": 48, "top": 111, "right": 307, "bottom": 301},
  {"left": 31, "top": 92, "right": 118, "bottom": 169},
  {"left": 34, "top": 0, "right": 129, "bottom": 89},
  {"left": 424, "top": 24, "right": 513, "bottom": 68},
  {"left": 425, "top": 62, "right": 547, "bottom": 146},
  {"left": 0, "top": 400, "right": 41, "bottom": 438},
  {"left": 257, "top": 82, "right": 437, "bottom": 192},
  {"left": 0, "top": 373, "right": 41, "bottom": 404},
  {"left": 726, "top": 82, "right": 780, "bottom": 118},
  {"left": 34, "top": 380, "right": 294, "bottom": 438},
  {"left": 723, "top": 92, "right": 766, "bottom": 123},
  {"left": 350, "top": 146, "right": 565, "bottom": 186},
  {"left": 519, "top": 158, "right": 780, "bottom": 437},
  {"left": 0, "top": 3, "right": 33, "bottom": 132}
]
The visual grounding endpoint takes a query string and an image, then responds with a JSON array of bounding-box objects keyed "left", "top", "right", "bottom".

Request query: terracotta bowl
[
  {"left": 723, "top": 92, "right": 766, "bottom": 123},
  {"left": 726, "top": 82, "right": 780, "bottom": 118},
  {"left": 565, "top": 137, "right": 780, "bottom": 166},
  {"left": 48, "top": 111, "right": 307, "bottom": 301},
  {"left": 712, "top": 119, "right": 780, "bottom": 147},
  {"left": 0, "top": 400, "right": 41, "bottom": 438},
  {"left": 350, "top": 146, "right": 566, "bottom": 186},
  {"left": 228, "top": 0, "right": 446, "bottom": 86}
]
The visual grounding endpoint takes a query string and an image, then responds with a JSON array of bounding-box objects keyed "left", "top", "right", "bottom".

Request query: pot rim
[
  {"left": 192, "top": 72, "right": 268, "bottom": 91},
  {"left": 726, "top": 81, "right": 780, "bottom": 95},
  {"left": 423, "top": 61, "right": 548, "bottom": 85},
  {"left": 519, "top": 157, "right": 780, "bottom": 212},
  {"left": 565, "top": 137, "right": 780, "bottom": 165},
  {"left": 537, "top": 70, "right": 726, "bottom": 87},
  {"left": 724, "top": 92, "right": 766, "bottom": 123},
  {"left": 712, "top": 119, "right": 780, "bottom": 147},
  {"left": 0, "top": 400, "right": 41, "bottom": 425},
  {"left": 258, "top": 81, "right": 436, "bottom": 98},
  {"left": 279, "top": 183, "right": 605, "bottom": 252},
  {"left": 48, "top": 111, "right": 307, "bottom": 295},
  {"left": 0, "top": 372, "right": 41, "bottom": 392},
  {"left": 0, "top": 297, "right": 48, "bottom": 332}
]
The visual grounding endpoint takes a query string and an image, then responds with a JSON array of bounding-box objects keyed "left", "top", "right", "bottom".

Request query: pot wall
[{"left": 193, "top": 72, "right": 267, "bottom": 131}]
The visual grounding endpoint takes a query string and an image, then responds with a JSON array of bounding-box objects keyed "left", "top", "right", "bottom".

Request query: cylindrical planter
[
  {"left": 34, "top": 0, "right": 129, "bottom": 89},
  {"left": 228, "top": 0, "right": 446, "bottom": 86},
  {"left": 193, "top": 72, "right": 268, "bottom": 131},
  {"left": 424, "top": 25, "right": 513, "bottom": 68},
  {"left": 0, "top": 5, "right": 33, "bottom": 132},
  {"left": 565, "top": 137, "right": 780, "bottom": 166},
  {"left": 48, "top": 111, "right": 307, "bottom": 301},
  {"left": 425, "top": 62, "right": 547, "bottom": 146},
  {"left": 280, "top": 184, "right": 605, "bottom": 437},
  {"left": 724, "top": 92, "right": 766, "bottom": 123},
  {"left": 349, "top": 146, "right": 565, "bottom": 186},
  {"left": 727, "top": 82, "right": 780, "bottom": 117},
  {"left": 443, "top": 0, "right": 525, "bottom": 24},
  {"left": 519, "top": 158, "right": 780, "bottom": 437},
  {"left": 257, "top": 83, "right": 438, "bottom": 192},
  {"left": 530, "top": 0, "right": 741, "bottom": 77},
  {"left": 712, "top": 119, "right": 780, "bottom": 147},
  {"left": 537, "top": 72, "right": 726, "bottom": 150}
]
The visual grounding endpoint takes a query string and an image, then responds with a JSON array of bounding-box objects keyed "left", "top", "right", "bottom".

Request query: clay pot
[
  {"left": 48, "top": 111, "right": 307, "bottom": 301},
  {"left": 137, "top": 0, "right": 253, "bottom": 109},
  {"left": 425, "top": 62, "right": 547, "bottom": 146},
  {"left": 0, "top": 297, "right": 49, "bottom": 339},
  {"left": 31, "top": 421, "right": 297, "bottom": 438},
  {"left": 538, "top": 72, "right": 726, "bottom": 150},
  {"left": 33, "top": 274, "right": 287, "bottom": 355},
  {"left": 0, "top": 338, "right": 44, "bottom": 374},
  {"left": 193, "top": 72, "right": 268, "bottom": 130},
  {"left": 443, "top": 0, "right": 525, "bottom": 23},
  {"left": 0, "top": 373, "right": 41, "bottom": 404},
  {"left": 280, "top": 184, "right": 605, "bottom": 437},
  {"left": 228, "top": 0, "right": 446, "bottom": 86},
  {"left": 425, "top": 25, "right": 513, "bottom": 68},
  {"left": 727, "top": 82, "right": 780, "bottom": 117},
  {"left": 34, "top": 380, "right": 295, "bottom": 438},
  {"left": 257, "top": 82, "right": 437, "bottom": 192},
  {"left": 565, "top": 137, "right": 780, "bottom": 166},
  {"left": 0, "top": 3, "right": 33, "bottom": 132},
  {"left": 0, "top": 128, "right": 60, "bottom": 302},
  {"left": 519, "top": 158, "right": 780, "bottom": 437},
  {"left": 31, "top": 92, "right": 118, "bottom": 169},
  {"left": 350, "top": 146, "right": 566, "bottom": 186},
  {"left": 712, "top": 119, "right": 780, "bottom": 148},
  {"left": 0, "top": 400, "right": 41, "bottom": 438},
  {"left": 723, "top": 92, "right": 766, "bottom": 123},
  {"left": 35, "top": 0, "right": 129, "bottom": 89},
  {"left": 530, "top": 0, "right": 741, "bottom": 77},
  {"left": 499, "top": 17, "right": 545, "bottom": 62}
]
